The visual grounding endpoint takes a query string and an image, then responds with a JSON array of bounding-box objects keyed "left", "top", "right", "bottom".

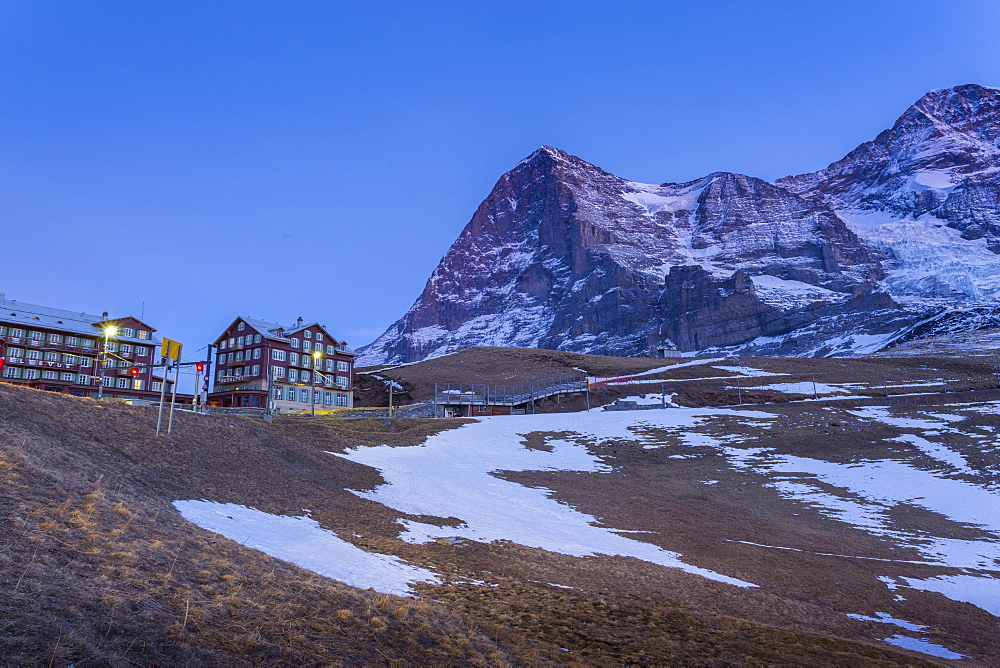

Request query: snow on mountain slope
[{"left": 360, "top": 85, "right": 1000, "bottom": 365}]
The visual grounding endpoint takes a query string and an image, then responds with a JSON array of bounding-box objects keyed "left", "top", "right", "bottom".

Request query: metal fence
[{"left": 433, "top": 374, "right": 587, "bottom": 407}]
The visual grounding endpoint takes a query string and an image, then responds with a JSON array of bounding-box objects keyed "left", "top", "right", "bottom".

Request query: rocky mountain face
[{"left": 360, "top": 84, "right": 1000, "bottom": 365}]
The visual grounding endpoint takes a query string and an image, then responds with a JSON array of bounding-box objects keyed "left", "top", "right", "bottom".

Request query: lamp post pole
[
  {"left": 311, "top": 351, "right": 321, "bottom": 417},
  {"left": 97, "top": 325, "right": 115, "bottom": 399}
]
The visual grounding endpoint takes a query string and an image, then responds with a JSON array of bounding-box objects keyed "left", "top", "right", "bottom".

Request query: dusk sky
[{"left": 3, "top": 1, "right": 999, "bottom": 365}]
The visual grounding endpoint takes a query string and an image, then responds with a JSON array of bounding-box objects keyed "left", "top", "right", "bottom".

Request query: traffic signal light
[
  {"left": 0, "top": 357, "right": 5, "bottom": 373},
  {"left": 129, "top": 367, "right": 139, "bottom": 376},
  {"left": 195, "top": 362, "right": 205, "bottom": 372}
]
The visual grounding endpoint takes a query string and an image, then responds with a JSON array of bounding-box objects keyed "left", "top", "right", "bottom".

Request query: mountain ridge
[{"left": 360, "top": 84, "right": 1000, "bottom": 365}]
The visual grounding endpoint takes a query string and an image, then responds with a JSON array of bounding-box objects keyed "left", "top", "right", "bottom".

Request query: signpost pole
[
  {"left": 167, "top": 348, "right": 181, "bottom": 436},
  {"left": 156, "top": 358, "right": 169, "bottom": 436}
]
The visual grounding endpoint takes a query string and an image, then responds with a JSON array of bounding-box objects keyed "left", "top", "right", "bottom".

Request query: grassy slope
[{"left": 0, "top": 353, "right": 977, "bottom": 664}]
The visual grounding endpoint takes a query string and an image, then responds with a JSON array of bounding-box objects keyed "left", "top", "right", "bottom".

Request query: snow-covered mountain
[{"left": 360, "top": 84, "right": 1000, "bottom": 365}]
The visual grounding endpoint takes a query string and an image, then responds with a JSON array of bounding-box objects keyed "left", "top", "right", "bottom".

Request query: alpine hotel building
[
  {"left": 209, "top": 316, "right": 355, "bottom": 411},
  {"left": 0, "top": 294, "right": 173, "bottom": 400}
]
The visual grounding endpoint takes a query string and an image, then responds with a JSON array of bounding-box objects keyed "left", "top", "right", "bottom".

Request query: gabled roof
[
  {"left": 0, "top": 297, "right": 161, "bottom": 344},
  {"left": 215, "top": 315, "right": 353, "bottom": 353}
]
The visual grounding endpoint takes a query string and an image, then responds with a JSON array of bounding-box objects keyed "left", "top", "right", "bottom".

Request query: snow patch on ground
[
  {"left": 173, "top": 501, "right": 439, "bottom": 596},
  {"left": 335, "top": 411, "right": 765, "bottom": 587}
]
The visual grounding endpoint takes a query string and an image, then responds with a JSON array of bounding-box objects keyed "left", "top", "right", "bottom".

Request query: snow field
[{"left": 172, "top": 501, "right": 439, "bottom": 596}]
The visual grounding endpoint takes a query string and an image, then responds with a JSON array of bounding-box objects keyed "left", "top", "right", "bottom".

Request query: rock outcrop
[{"left": 360, "top": 85, "right": 1000, "bottom": 365}]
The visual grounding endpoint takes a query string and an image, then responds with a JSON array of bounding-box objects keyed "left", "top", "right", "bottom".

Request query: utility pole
[{"left": 882, "top": 371, "right": 888, "bottom": 397}]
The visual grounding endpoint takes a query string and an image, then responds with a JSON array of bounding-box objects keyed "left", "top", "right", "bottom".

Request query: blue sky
[{"left": 2, "top": 1, "right": 999, "bottom": 364}]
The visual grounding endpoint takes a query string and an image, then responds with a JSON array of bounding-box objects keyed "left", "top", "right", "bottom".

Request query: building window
[
  {"left": 121, "top": 344, "right": 132, "bottom": 354},
  {"left": 324, "top": 392, "right": 332, "bottom": 405},
  {"left": 289, "top": 338, "right": 300, "bottom": 348},
  {"left": 3, "top": 367, "right": 19, "bottom": 379},
  {"left": 302, "top": 340, "right": 312, "bottom": 353},
  {"left": 288, "top": 369, "right": 298, "bottom": 383},
  {"left": 235, "top": 351, "right": 244, "bottom": 361},
  {"left": 101, "top": 376, "right": 113, "bottom": 387},
  {"left": 79, "top": 357, "right": 92, "bottom": 367},
  {"left": 299, "top": 389, "right": 309, "bottom": 402},
  {"left": 303, "top": 330, "right": 312, "bottom": 339},
  {"left": 138, "top": 330, "right": 148, "bottom": 339},
  {"left": 61, "top": 372, "right": 73, "bottom": 381},
  {"left": 136, "top": 347, "right": 147, "bottom": 357},
  {"left": 251, "top": 365, "right": 260, "bottom": 377},
  {"left": 236, "top": 336, "right": 244, "bottom": 346},
  {"left": 27, "top": 350, "right": 40, "bottom": 360},
  {"left": 30, "top": 331, "right": 43, "bottom": 340},
  {"left": 271, "top": 349, "right": 286, "bottom": 361},
  {"left": 253, "top": 348, "right": 261, "bottom": 359},
  {"left": 133, "top": 379, "right": 144, "bottom": 390},
  {"left": 254, "top": 334, "right": 261, "bottom": 343},
  {"left": 41, "top": 370, "right": 57, "bottom": 380},
  {"left": 316, "top": 332, "right": 324, "bottom": 342},
  {"left": 24, "top": 369, "right": 39, "bottom": 380},
  {"left": 238, "top": 321, "right": 245, "bottom": 331},
  {"left": 45, "top": 351, "right": 59, "bottom": 361},
  {"left": 48, "top": 333, "right": 62, "bottom": 343},
  {"left": 336, "top": 376, "right": 349, "bottom": 388},
  {"left": 218, "top": 340, "right": 227, "bottom": 350},
  {"left": 335, "top": 393, "right": 348, "bottom": 406},
  {"left": 337, "top": 361, "right": 350, "bottom": 372},
  {"left": 324, "top": 359, "right": 333, "bottom": 372},
  {"left": 284, "top": 387, "right": 295, "bottom": 401},
  {"left": 289, "top": 352, "right": 300, "bottom": 367},
  {"left": 123, "top": 328, "right": 135, "bottom": 338},
  {"left": 116, "top": 377, "right": 129, "bottom": 388},
  {"left": 80, "top": 338, "right": 95, "bottom": 348},
  {"left": 10, "top": 328, "right": 23, "bottom": 338},
  {"left": 152, "top": 381, "right": 162, "bottom": 391},
  {"left": 107, "top": 342, "right": 118, "bottom": 352},
  {"left": 272, "top": 366, "right": 286, "bottom": 379},
  {"left": 216, "top": 370, "right": 224, "bottom": 381},
  {"left": 77, "top": 373, "right": 90, "bottom": 385},
  {"left": 301, "top": 371, "right": 310, "bottom": 383}
]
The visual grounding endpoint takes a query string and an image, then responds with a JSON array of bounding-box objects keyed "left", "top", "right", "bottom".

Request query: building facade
[
  {"left": 0, "top": 294, "right": 173, "bottom": 400},
  {"left": 208, "top": 316, "right": 355, "bottom": 411}
]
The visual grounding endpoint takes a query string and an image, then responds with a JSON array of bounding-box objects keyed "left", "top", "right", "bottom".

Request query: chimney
[
  {"left": 296, "top": 317, "right": 304, "bottom": 327},
  {"left": 102, "top": 311, "right": 109, "bottom": 319}
]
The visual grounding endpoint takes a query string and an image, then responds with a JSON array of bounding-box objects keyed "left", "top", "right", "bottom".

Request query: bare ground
[{"left": 3, "top": 344, "right": 999, "bottom": 664}]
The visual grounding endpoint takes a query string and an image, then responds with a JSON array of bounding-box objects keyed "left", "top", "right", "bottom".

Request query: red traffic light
[
  {"left": 195, "top": 362, "right": 205, "bottom": 372},
  {"left": 0, "top": 358, "right": 5, "bottom": 373},
  {"left": 129, "top": 367, "right": 139, "bottom": 376}
]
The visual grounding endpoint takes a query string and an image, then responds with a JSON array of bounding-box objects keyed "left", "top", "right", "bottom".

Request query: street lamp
[
  {"left": 310, "top": 350, "right": 322, "bottom": 417},
  {"left": 97, "top": 325, "right": 117, "bottom": 399}
]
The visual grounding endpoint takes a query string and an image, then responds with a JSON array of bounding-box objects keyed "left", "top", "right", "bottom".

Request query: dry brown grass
[{"left": 0, "top": 373, "right": 986, "bottom": 665}]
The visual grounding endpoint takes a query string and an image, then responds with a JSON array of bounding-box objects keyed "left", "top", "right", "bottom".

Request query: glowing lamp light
[{"left": 104, "top": 326, "right": 117, "bottom": 337}]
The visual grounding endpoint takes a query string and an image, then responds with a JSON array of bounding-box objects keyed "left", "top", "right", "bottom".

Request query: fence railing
[{"left": 434, "top": 374, "right": 587, "bottom": 407}]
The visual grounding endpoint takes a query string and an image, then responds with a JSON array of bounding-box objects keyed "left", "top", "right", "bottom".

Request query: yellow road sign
[{"left": 161, "top": 338, "right": 183, "bottom": 361}]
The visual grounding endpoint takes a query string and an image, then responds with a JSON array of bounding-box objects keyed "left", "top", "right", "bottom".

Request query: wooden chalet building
[
  {"left": 0, "top": 294, "right": 174, "bottom": 400},
  {"left": 208, "top": 316, "right": 355, "bottom": 411}
]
